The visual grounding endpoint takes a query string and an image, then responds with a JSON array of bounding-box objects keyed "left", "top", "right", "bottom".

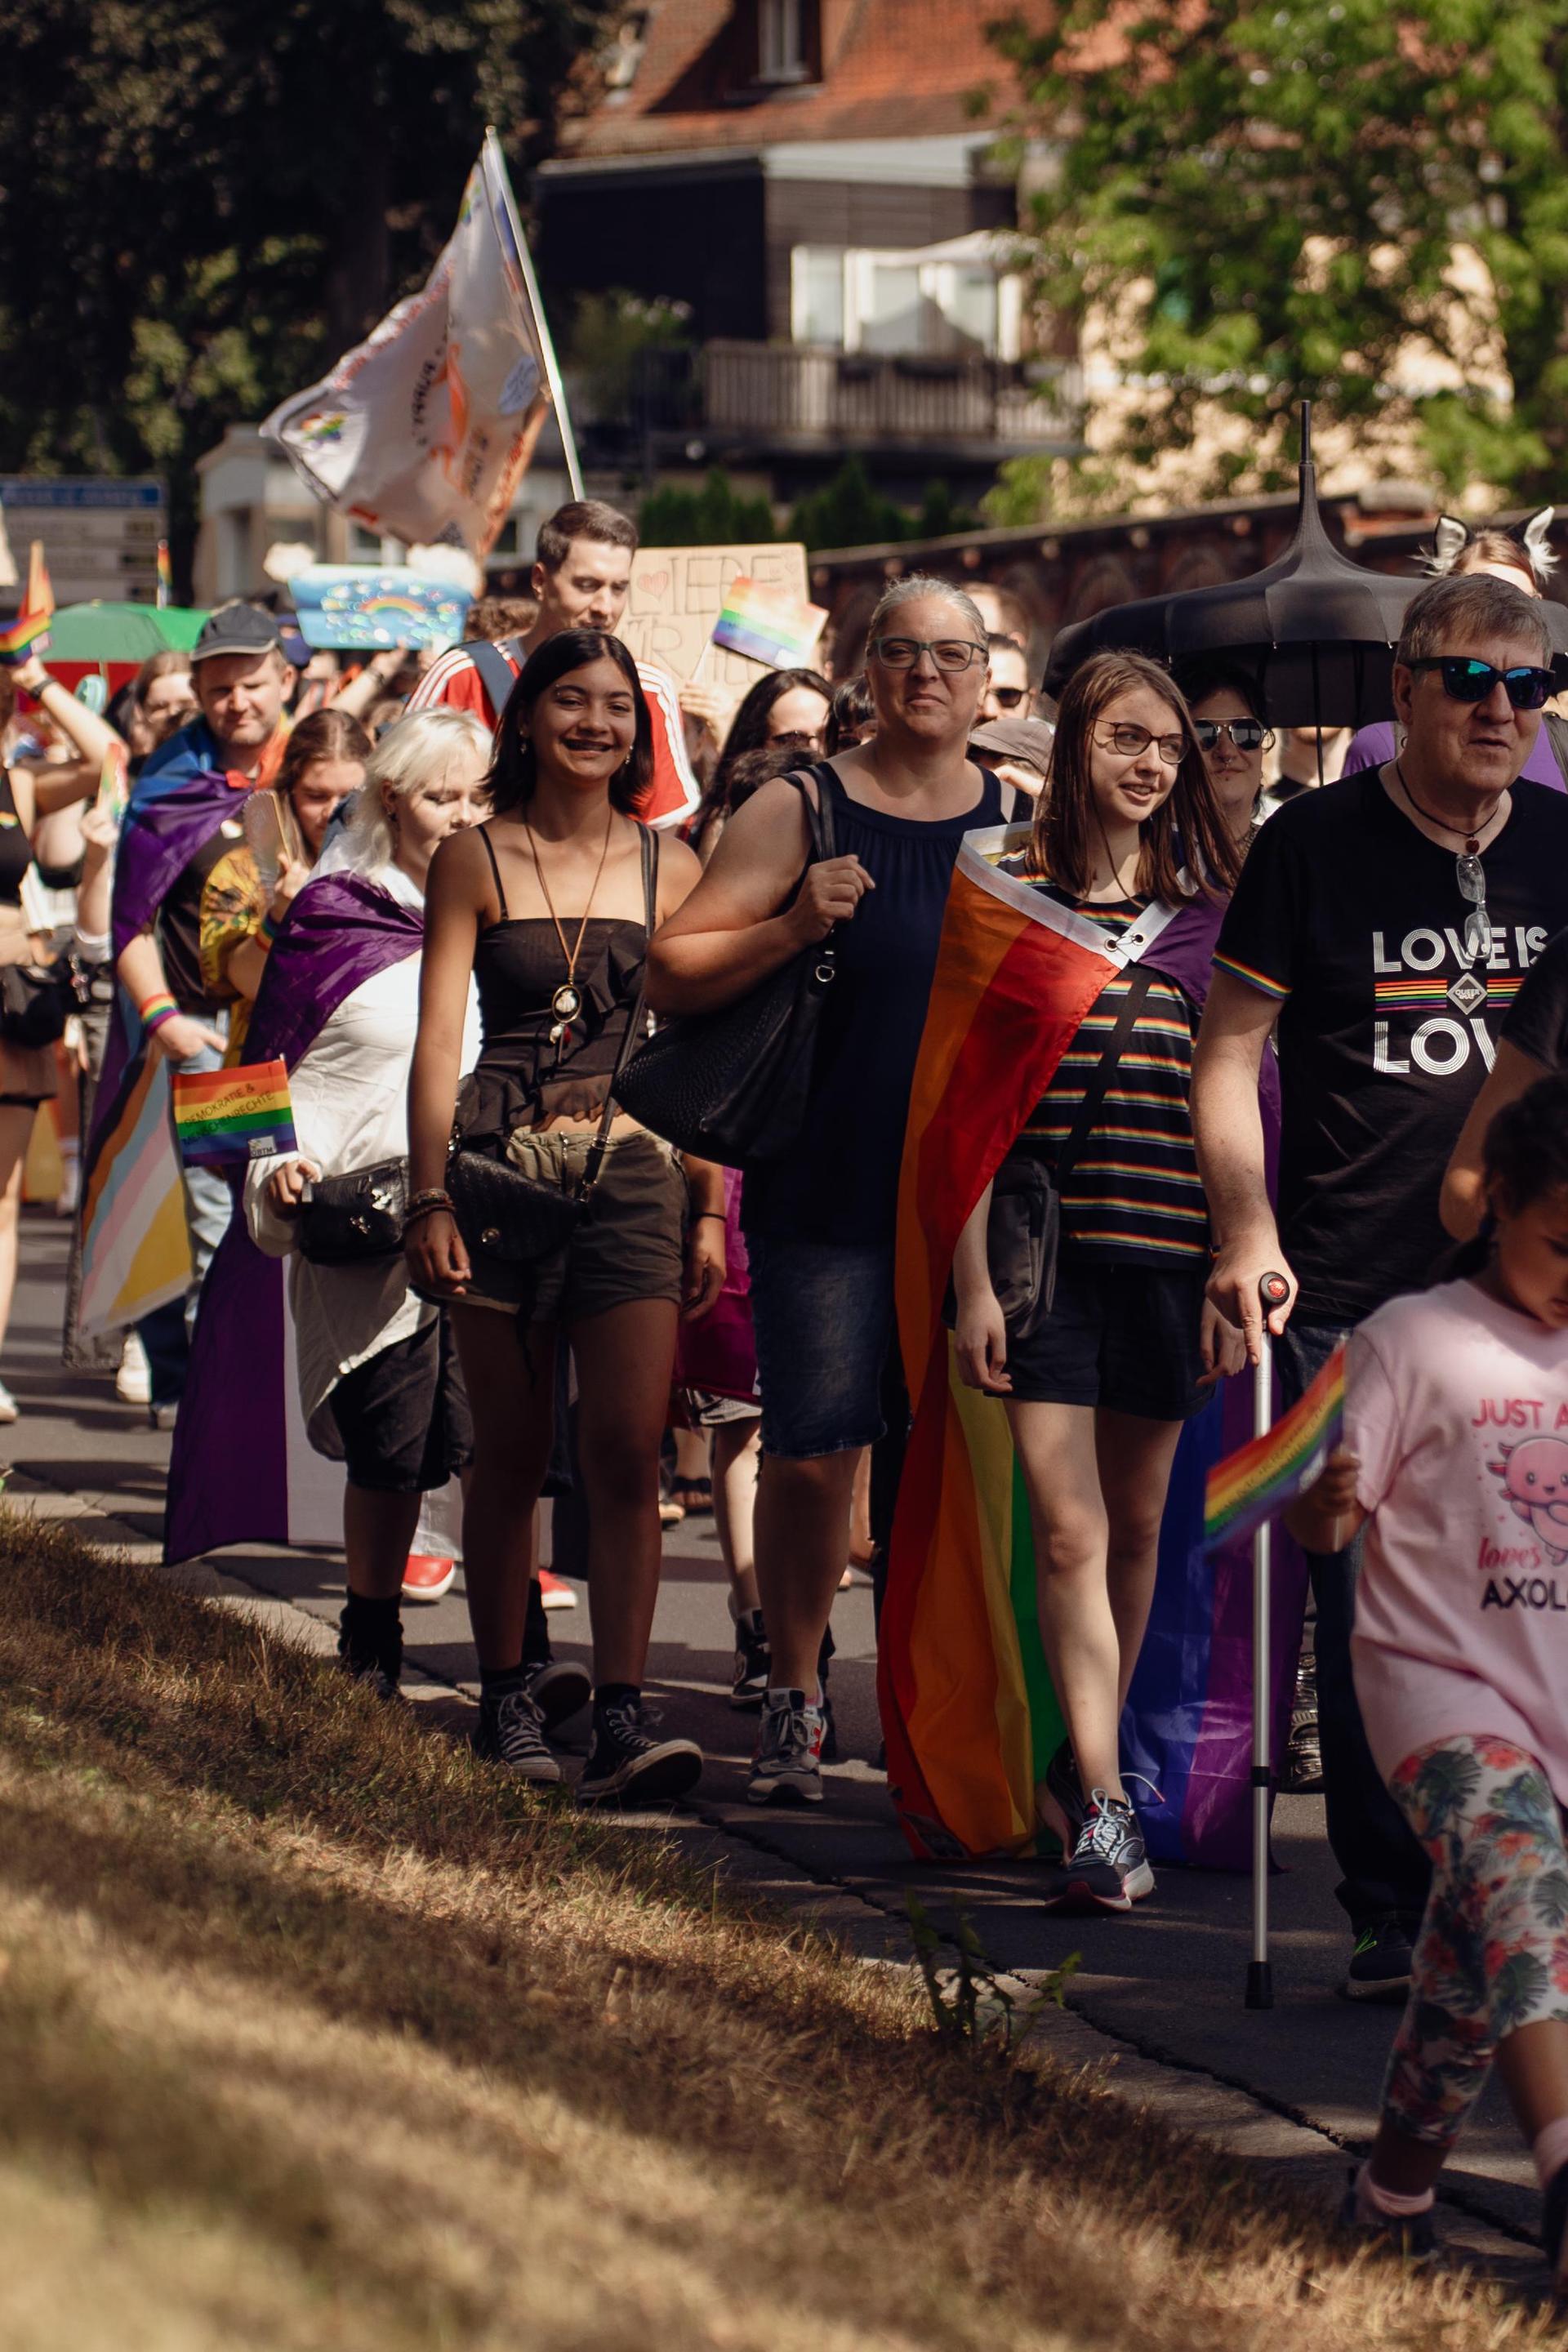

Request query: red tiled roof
[{"left": 559, "top": 0, "right": 1051, "bottom": 159}]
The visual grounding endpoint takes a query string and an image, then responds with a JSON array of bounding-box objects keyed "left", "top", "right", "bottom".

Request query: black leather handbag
[
  {"left": 447, "top": 826, "right": 657, "bottom": 1283},
  {"left": 0, "top": 960, "right": 71, "bottom": 1050},
  {"left": 297, "top": 1159, "right": 408, "bottom": 1265},
  {"left": 612, "top": 765, "right": 838, "bottom": 1166}
]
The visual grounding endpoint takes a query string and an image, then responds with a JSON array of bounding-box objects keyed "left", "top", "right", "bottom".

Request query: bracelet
[
  {"left": 693, "top": 1209, "right": 726, "bottom": 1223},
  {"left": 403, "top": 1191, "right": 456, "bottom": 1231},
  {"left": 258, "top": 911, "right": 279, "bottom": 950},
  {"left": 138, "top": 991, "right": 179, "bottom": 1036},
  {"left": 27, "top": 672, "right": 56, "bottom": 698}
]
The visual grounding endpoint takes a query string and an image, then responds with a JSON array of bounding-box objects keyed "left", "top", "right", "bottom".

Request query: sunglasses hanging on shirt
[{"left": 1396, "top": 760, "right": 1494, "bottom": 960}]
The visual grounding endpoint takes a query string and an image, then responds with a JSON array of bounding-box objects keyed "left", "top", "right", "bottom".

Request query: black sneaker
[
  {"left": 731, "top": 1609, "right": 770, "bottom": 1708},
  {"left": 1341, "top": 1918, "right": 1414, "bottom": 2002},
  {"left": 336, "top": 1605, "right": 403, "bottom": 1704},
  {"left": 1040, "top": 1788, "right": 1155, "bottom": 1912},
  {"left": 472, "top": 1686, "right": 563, "bottom": 1784},
  {"left": 1334, "top": 2167, "right": 1438, "bottom": 2265},
  {"left": 577, "top": 1694, "right": 702, "bottom": 1807},
  {"left": 1284, "top": 1655, "right": 1324, "bottom": 1793},
  {"left": 1044, "top": 1738, "right": 1089, "bottom": 1848},
  {"left": 523, "top": 1656, "right": 592, "bottom": 1732},
  {"left": 1543, "top": 2161, "right": 1568, "bottom": 2288}
]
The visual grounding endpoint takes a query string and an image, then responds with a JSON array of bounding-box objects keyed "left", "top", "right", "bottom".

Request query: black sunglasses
[
  {"left": 989, "top": 684, "right": 1029, "bottom": 710},
  {"left": 1194, "top": 717, "right": 1272, "bottom": 753},
  {"left": 1406, "top": 656, "right": 1555, "bottom": 710}
]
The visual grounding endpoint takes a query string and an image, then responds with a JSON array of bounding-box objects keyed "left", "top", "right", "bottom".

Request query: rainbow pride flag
[
  {"left": 0, "top": 608, "right": 50, "bottom": 662},
  {"left": 155, "top": 539, "right": 172, "bottom": 608},
  {"left": 1204, "top": 1342, "right": 1345, "bottom": 1554},
  {"left": 171, "top": 1060, "right": 296, "bottom": 1167},
  {"left": 710, "top": 577, "right": 827, "bottom": 670}
]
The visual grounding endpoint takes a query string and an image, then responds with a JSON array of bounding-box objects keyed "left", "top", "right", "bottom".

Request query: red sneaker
[
  {"left": 402, "top": 1554, "right": 456, "bottom": 1603},
  {"left": 538, "top": 1569, "right": 577, "bottom": 1611}
]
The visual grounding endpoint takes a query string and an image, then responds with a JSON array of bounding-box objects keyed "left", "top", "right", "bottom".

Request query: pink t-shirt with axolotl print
[{"left": 1348, "top": 1278, "right": 1568, "bottom": 1806}]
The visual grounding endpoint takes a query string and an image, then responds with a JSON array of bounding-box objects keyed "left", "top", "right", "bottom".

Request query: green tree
[
  {"left": 0, "top": 0, "right": 616, "bottom": 587},
  {"left": 636, "top": 468, "right": 777, "bottom": 547},
  {"left": 988, "top": 0, "right": 1568, "bottom": 501},
  {"left": 790, "top": 457, "right": 910, "bottom": 550}
]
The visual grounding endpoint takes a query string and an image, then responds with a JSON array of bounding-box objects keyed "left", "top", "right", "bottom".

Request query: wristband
[
  {"left": 258, "top": 911, "right": 280, "bottom": 950},
  {"left": 403, "top": 1191, "right": 456, "bottom": 1231},
  {"left": 693, "top": 1210, "right": 726, "bottom": 1223},
  {"left": 138, "top": 991, "right": 179, "bottom": 1036}
]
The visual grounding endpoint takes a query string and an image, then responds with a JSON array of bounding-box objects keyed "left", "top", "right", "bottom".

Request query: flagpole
[{"left": 483, "top": 127, "right": 585, "bottom": 501}]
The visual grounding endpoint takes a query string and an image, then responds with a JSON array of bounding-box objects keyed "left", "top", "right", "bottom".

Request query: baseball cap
[
  {"left": 191, "top": 602, "right": 285, "bottom": 664},
  {"left": 969, "top": 715, "right": 1055, "bottom": 776}
]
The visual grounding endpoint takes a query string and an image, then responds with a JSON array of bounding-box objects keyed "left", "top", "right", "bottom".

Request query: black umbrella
[{"left": 1041, "top": 404, "right": 1567, "bottom": 728}]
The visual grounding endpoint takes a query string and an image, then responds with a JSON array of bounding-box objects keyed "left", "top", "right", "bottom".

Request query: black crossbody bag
[
  {"left": 447, "top": 824, "right": 659, "bottom": 1272},
  {"left": 298, "top": 1160, "right": 408, "bottom": 1265},
  {"left": 612, "top": 764, "right": 838, "bottom": 1166},
  {"left": 976, "top": 963, "right": 1157, "bottom": 1341}
]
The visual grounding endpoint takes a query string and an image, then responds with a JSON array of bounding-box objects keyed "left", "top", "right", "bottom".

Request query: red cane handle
[{"left": 1258, "top": 1272, "right": 1290, "bottom": 1311}]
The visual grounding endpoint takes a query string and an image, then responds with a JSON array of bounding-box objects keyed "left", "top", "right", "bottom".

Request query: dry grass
[{"left": 0, "top": 1508, "right": 1558, "bottom": 2352}]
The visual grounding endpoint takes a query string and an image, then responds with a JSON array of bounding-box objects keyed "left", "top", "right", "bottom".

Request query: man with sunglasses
[
  {"left": 1193, "top": 571, "right": 1568, "bottom": 2002},
  {"left": 980, "top": 634, "right": 1032, "bottom": 723}
]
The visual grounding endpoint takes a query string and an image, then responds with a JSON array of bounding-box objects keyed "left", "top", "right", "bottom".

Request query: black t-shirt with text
[{"left": 1214, "top": 771, "right": 1568, "bottom": 1325}]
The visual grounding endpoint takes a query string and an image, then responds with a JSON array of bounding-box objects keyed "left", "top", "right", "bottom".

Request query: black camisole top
[{"left": 460, "top": 822, "right": 652, "bottom": 1140}]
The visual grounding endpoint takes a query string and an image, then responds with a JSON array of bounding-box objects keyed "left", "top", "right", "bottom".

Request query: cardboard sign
[{"left": 617, "top": 543, "right": 811, "bottom": 684}]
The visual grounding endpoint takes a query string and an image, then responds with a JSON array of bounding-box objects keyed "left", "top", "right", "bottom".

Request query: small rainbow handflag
[
  {"left": 710, "top": 577, "right": 828, "bottom": 670},
  {"left": 155, "top": 539, "right": 172, "bottom": 608},
  {"left": 1203, "top": 1342, "right": 1346, "bottom": 1554},
  {"left": 171, "top": 1059, "right": 297, "bottom": 1167},
  {"left": 0, "top": 608, "right": 52, "bottom": 663}
]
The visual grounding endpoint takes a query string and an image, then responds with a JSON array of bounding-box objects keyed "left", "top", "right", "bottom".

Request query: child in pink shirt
[{"left": 1291, "top": 1074, "right": 1568, "bottom": 2283}]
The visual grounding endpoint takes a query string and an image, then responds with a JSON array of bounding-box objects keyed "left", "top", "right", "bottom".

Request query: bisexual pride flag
[
  {"left": 171, "top": 1060, "right": 296, "bottom": 1167},
  {"left": 880, "top": 827, "right": 1309, "bottom": 1869}
]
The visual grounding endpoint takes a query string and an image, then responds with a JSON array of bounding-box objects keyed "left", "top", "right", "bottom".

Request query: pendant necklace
[{"left": 525, "top": 809, "right": 615, "bottom": 1043}]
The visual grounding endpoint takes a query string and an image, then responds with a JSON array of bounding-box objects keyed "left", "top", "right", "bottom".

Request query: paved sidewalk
[{"left": 2, "top": 1214, "right": 1550, "bottom": 2287}]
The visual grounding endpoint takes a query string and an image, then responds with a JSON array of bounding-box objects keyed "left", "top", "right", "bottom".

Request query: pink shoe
[
  {"left": 402, "top": 1553, "right": 455, "bottom": 1603},
  {"left": 538, "top": 1568, "right": 577, "bottom": 1611}
]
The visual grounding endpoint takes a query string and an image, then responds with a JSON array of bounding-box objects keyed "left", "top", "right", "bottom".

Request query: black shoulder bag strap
[
  {"left": 580, "top": 823, "right": 660, "bottom": 1204},
  {"left": 1049, "top": 960, "right": 1157, "bottom": 1192},
  {"left": 786, "top": 758, "right": 840, "bottom": 978},
  {"left": 466, "top": 634, "right": 527, "bottom": 725}
]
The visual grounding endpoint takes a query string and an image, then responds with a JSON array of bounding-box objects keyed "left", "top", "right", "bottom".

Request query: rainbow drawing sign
[{"left": 290, "top": 567, "right": 474, "bottom": 652}]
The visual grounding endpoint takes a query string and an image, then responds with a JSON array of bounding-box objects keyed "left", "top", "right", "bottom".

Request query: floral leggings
[{"left": 1383, "top": 1733, "right": 1568, "bottom": 2146}]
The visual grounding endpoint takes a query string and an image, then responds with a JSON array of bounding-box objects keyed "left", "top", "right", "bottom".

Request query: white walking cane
[{"left": 1247, "top": 1270, "right": 1293, "bottom": 2011}]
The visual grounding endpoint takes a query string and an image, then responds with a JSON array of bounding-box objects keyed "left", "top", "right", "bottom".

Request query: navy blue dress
[{"left": 742, "top": 760, "right": 1004, "bottom": 1250}]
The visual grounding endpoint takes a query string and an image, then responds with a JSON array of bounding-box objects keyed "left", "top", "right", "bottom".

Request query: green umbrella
[{"left": 42, "top": 603, "right": 207, "bottom": 661}]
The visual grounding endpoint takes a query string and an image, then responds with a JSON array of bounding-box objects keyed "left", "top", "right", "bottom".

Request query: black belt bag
[
  {"left": 297, "top": 1159, "right": 408, "bottom": 1265},
  {"left": 966, "top": 961, "right": 1158, "bottom": 1343},
  {"left": 0, "top": 959, "right": 72, "bottom": 1050}
]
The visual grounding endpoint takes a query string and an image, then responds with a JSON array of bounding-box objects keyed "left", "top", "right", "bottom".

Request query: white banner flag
[{"left": 264, "top": 130, "right": 581, "bottom": 558}]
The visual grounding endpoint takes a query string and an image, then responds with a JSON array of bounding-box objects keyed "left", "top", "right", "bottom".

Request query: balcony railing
[{"left": 577, "top": 341, "right": 1080, "bottom": 453}]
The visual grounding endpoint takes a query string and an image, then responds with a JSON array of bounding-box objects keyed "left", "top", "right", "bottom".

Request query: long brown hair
[
  {"left": 272, "top": 706, "right": 371, "bottom": 864},
  {"left": 1028, "top": 650, "right": 1240, "bottom": 901}
]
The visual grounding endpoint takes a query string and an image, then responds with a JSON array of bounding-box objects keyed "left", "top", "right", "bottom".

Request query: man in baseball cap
[{"left": 97, "top": 600, "right": 296, "bottom": 1423}]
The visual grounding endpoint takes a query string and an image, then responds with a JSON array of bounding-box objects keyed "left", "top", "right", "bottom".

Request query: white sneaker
[
  {"left": 0, "top": 1379, "right": 18, "bottom": 1424},
  {"left": 116, "top": 1332, "right": 151, "bottom": 1406}
]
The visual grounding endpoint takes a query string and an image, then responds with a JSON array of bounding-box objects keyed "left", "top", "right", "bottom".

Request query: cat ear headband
[{"left": 1425, "top": 506, "right": 1557, "bottom": 583}]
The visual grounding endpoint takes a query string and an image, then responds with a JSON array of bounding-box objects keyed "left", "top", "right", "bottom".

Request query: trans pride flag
[{"left": 880, "top": 827, "right": 1307, "bottom": 1867}]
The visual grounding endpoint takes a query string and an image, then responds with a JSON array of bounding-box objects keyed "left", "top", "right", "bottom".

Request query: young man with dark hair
[{"left": 411, "top": 500, "right": 698, "bottom": 826}]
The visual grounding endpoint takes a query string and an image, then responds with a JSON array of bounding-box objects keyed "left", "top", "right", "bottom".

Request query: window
[
  {"left": 488, "top": 517, "right": 521, "bottom": 559},
  {"left": 759, "top": 0, "right": 808, "bottom": 82},
  {"left": 791, "top": 245, "right": 1017, "bottom": 359},
  {"left": 604, "top": 10, "right": 649, "bottom": 92}
]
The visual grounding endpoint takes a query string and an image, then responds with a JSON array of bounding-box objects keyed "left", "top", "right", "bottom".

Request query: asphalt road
[{"left": 3, "top": 1211, "right": 1541, "bottom": 2252}]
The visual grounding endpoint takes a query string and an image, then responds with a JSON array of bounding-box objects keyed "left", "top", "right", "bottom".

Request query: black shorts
[
  {"left": 1006, "top": 1253, "right": 1209, "bottom": 1421},
  {"left": 326, "top": 1313, "right": 474, "bottom": 1494}
]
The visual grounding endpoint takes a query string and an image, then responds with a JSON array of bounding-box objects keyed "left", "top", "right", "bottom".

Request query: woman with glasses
[
  {"left": 951, "top": 650, "right": 1242, "bottom": 1912},
  {"left": 687, "top": 667, "right": 831, "bottom": 860},
  {"left": 648, "top": 576, "right": 1005, "bottom": 1806}
]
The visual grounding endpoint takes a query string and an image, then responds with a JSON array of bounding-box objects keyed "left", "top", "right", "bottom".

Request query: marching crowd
[{"left": 6, "top": 492, "right": 1568, "bottom": 2276}]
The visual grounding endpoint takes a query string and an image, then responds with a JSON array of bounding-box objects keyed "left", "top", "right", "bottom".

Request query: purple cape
[{"left": 163, "top": 871, "right": 425, "bottom": 1566}]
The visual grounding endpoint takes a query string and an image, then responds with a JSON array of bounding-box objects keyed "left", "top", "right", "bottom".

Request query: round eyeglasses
[{"left": 1098, "top": 720, "right": 1185, "bottom": 767}]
